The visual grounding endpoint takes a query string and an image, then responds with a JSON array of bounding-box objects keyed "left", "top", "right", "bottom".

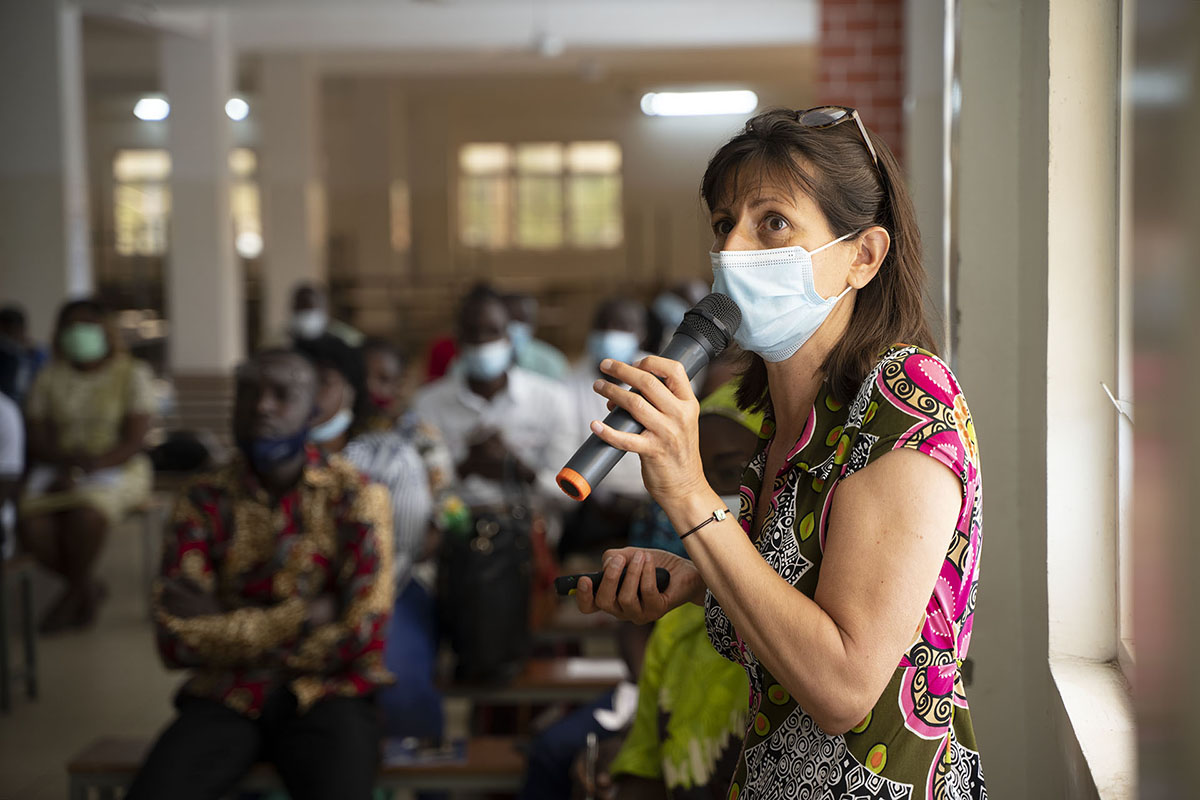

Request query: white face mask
[
  {"left": 290, "top": 309, "right": 328, "bottom": 340},
  {"left": 710, "top": 231, "right": 857, "bottom": 362},
  {"left": 587, "top": 330, "right": 640, "bottom": 366},
  {"left": 460, "top": 338, "right": 514, "bottom": 381},
  {"left": 506, "top": 320, "right": 533, "bottom": 351},
  {"left": 652, "top": 293, "right": 690, "bottom": 330},
  {"left": 308, "top": 407, "right": 353, "bottom": 443}
]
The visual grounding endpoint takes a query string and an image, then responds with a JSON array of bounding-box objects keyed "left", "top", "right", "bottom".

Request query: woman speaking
[{"left": 574, "top": 108, "right": 985, "bottom": 800}]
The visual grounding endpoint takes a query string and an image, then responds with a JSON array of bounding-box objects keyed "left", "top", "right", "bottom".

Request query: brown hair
[{"left": 701, "top": 108, "right": 937, "bottom": 410}]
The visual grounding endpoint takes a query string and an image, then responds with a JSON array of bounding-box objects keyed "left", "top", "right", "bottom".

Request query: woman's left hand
[{"left": 589, "top": 356, "right": 708, "bottom": 508}]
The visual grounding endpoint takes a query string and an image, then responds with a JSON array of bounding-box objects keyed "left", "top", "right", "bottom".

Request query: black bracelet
[{"left": 679, "top": 507, "right": 731, "bottom": 541}]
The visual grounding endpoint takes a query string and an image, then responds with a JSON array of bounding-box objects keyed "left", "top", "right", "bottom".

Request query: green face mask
[{"left": 60, "top": 322, "right": 109, "bottom": 364}]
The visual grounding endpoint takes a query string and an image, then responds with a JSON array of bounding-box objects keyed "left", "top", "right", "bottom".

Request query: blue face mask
[
  {"left": 652, "top": 293, "right": 690, "bottom": 331},
  {"left": 710, "top": 231, "right": 857, "bottom": 362},
  {"left": 308, "top": 407, "right": 353, "bottom": 443},
  {"left": 506, "top": 321, "right": 533, "bottom": 351},
  {"left": 460, "top": 338, "right": 513, "bottom": 381},
  {"left": 587, "top": 330, "right": 640, "bottom": 366},
  {"left": 237, "top": 428, "right": 309, "bottom": 474}
]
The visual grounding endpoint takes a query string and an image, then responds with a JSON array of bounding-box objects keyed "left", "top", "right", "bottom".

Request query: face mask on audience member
[
  {"left": 587, "top": 330, "right": 640, "bottom": 366},
  {"left": 460, "top": 338, "right": 513, "bottom": 381},
  {"left": 652, "top": 293, "right": 690, "bottom": 332},
  {"left": 239, "top": 428, "right": 310, "bottom": 474},
  {"left": 506, "top": 320, "right": 533, "bottom": 352},
  {"left": 308, "top": 407, "right": 352, "bottom": 443},
  {"left": 290, "top": 309, "right": 328, "bottom": 340},
  {"left": 60, "top": 322, "right": 108, "bottom": 364}
]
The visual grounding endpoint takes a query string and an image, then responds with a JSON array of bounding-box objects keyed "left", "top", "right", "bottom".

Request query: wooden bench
[
  {"left": 67, "top": 735, "right": 526, "bottom": 798},
  {"left": 441, "top": 657, "right": 628, "bottom": 705}
]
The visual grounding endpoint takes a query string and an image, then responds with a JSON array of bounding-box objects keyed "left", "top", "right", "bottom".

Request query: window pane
[
  {"left": 516, "top": 143, "right": 564, "bottom": 175},
  {"left": 231, "top": 180, "right": 262, "bottom": 258},
  {"left": 567, "top": 141, "right": 622, "bottom": 174},
  {"left": 229, "top": 148, "right": 257, "bottom": 179},
  {"left": 114, "top": 183, "right": 171, "bottom": 256},
  {"left": 390, "top": 180, "right": 411, "bottom": 253},
  {"left": 516, "top": 175, "right": 563, "bottom": 248},
  {"left": 567, "top": 174, "right": 622, "bottom": 247},
  {"left": 460, "top": 175, "right": 510, "bottom": 248},
  {"left": 114, "top": 149, "right": 171, "bottom": 182},
  {"left": 460, "top": 143, "right": 511, "bottom": 175}
]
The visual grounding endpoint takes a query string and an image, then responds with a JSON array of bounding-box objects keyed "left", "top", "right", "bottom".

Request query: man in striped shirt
[{"left": 297, "top": 335, "right": 447, "bottom": 742}]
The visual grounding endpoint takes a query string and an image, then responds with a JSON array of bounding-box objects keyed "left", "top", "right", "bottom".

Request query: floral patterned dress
[{"left": 705, "top": 345, "right": 986, "bottom": 800}]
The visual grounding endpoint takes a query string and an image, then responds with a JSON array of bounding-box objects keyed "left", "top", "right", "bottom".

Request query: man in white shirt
[
  {"left": 559, "top": 298, "right": 651, "bottom": 556},
  {"left": 413, "top": 285, "right": 574, "bottom": 512}
]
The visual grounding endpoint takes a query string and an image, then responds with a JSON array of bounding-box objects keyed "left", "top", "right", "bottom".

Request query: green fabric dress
[{"left": 609, "top": 603, "right": 750, "bottom": 798}]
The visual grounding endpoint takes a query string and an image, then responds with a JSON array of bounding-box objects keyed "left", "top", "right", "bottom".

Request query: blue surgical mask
[
  {"left": 710, "top": 231, "right": 857, "bottom": 362},
  {"left": 652, "top": 293, "right": 690, "bottom": 331},
  {"left": 506, "top": 321, "right": 533, "bottom": 351},
  {"left": 587, "top": 330, "right": 640, "bottom": 366},
  {"left": 460, "top": 339, "right": 513, "bottom": 381},
  {"left": 237, "top": 428, "right": 309, "bottom": 474},
  {"left": 308, "top": 407, "right": 353, "bottom": 443}
]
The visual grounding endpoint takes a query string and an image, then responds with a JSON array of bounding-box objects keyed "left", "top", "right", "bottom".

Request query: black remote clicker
[{"left": 554, "top": 566, "right": 671, "bottom": 597}]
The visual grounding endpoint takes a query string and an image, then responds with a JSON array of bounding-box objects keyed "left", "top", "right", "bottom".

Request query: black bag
[{"left": 440, "top": 503, "right": 533, "bottom": 684}]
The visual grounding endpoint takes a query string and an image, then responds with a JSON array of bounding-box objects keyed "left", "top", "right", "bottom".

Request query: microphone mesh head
[{"left": 679, "top": 292, "right": 742, "bottom": 355}]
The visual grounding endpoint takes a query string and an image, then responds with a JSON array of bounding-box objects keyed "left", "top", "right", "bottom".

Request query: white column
[
  {"left": 0, "top": 1, "right": 92, "bottom": 343},
  {"left": 161, "top": 12, "right": 243, "bottom": 374},
  {"left": 954, "top": 0, "right": 1062, "bottom": 796},
  {"left": 904, "top": 0, "right": 953, "bottom": 358},
  {"left": 259, "top": 54, "right": 326, "bottom": 340}
]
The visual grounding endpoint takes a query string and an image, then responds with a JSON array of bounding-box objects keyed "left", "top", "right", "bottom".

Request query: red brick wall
[{"left": 817, "top": 0, "right": 905, "bottom": 164}]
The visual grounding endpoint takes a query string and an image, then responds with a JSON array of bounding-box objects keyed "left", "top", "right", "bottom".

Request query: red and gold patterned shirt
[{"left": 153, "top": 448, "right": 395, "bottom": 717}]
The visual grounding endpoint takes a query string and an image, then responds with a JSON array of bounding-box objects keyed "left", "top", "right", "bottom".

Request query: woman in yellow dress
[{"left": 19, "top": 299, "right": 155, "bottom": 632}]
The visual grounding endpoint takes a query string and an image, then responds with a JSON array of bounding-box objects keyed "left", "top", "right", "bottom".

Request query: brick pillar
[{"left": 817, "top": 0, "right": 905, "bottom": 164}]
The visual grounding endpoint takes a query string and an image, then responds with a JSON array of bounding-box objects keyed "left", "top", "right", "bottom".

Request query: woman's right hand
[{"left": 573, "top": 547, "right": 706, "bottom": 625}]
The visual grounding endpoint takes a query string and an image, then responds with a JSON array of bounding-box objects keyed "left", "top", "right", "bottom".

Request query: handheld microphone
[{"left": 556, "top": 293, "right": 742, "bottom": 501}]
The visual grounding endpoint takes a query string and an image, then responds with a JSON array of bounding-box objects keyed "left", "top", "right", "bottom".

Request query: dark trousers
[
  {"left": 377, "top": 580, "right": 444, "bottom": 741},
  {"left": 127, "top": 689, "right": 380, "bottom": 800},
  {"left": 518, "top": 689, "right": 619, "bottom": 800}
]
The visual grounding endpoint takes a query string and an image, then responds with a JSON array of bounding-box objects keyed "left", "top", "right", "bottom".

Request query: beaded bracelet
[{"left": 679, "top": 507, "right": 731, "bottom": 541}]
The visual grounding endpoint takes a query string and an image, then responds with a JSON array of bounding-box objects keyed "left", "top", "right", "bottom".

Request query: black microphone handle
[{"left": 557, "top": 331, "right": 715, "bottom": 500}]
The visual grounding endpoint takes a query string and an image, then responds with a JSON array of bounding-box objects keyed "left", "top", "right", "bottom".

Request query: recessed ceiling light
[
  {"left": 640, "top": 90, "right": 758, "bottom": 117},
  {"left": 225, "top": 97, "right": 249, "bottom": 121},
  {"left": 133, "top": 96, "right": 170, "bottom": 121}
]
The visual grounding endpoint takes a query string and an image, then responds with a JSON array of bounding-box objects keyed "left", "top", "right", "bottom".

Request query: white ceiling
[{"left": 75, "top": 0, "right": 818, "bottom": 54}]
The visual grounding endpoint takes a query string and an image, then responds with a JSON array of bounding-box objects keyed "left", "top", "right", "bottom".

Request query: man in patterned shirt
[{"left": 127, "top": 349, "right": 394, "bottom": 800}]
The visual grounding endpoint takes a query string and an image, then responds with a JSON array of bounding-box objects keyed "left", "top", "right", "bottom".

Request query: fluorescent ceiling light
[
  {"left": 225, "top": 97, "right": 249, "bottom": 121},
  {"left": 133, "top": 96, "right": 170, "bottom": 121},
  {"left": 640, "top": 90, "right": 758, "bottom": 117}
]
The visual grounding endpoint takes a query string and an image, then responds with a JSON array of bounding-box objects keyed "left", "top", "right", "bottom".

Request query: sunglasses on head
[{"left": 794, "top": 105, "right": 881, "bottom": 171}]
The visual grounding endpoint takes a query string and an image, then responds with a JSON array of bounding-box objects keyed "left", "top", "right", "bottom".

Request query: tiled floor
[{"left": 0, "top": 518, "right": 178, "bottom": 800}]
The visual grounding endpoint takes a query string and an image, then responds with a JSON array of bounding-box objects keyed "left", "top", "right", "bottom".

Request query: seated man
[
  {"left": 558, "top": 297, "right": 651, "bottom": 557},
  {"left": 414, "top": 284, "right": 574, "bottom": 512},
  {"left": 128, "top": 348, "right": 394, "bottom": 800},
  {"left": 502, "top": 291, "right": 569, "bottom": 380}
]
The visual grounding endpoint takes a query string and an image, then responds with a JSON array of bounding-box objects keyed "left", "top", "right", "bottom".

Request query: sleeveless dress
[{"left": 705, "top": 345, "right": 987, "bottom": 800}]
